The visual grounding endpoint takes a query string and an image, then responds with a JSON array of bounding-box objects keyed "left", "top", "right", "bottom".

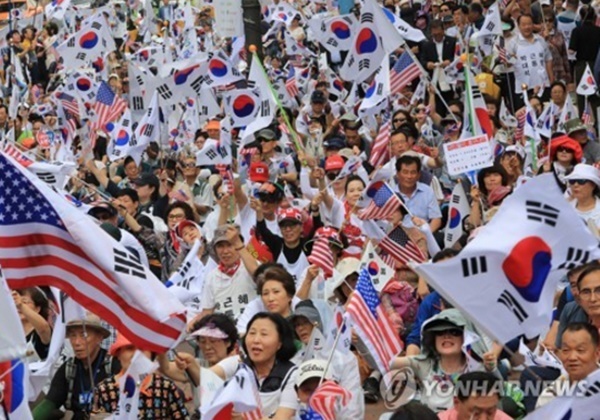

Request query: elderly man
[
  {"left": 537, "top": 323, "right": 600, "bottom": 408},
  {"left": 32, "top": 314, "right": 120, "bottom": 420}
]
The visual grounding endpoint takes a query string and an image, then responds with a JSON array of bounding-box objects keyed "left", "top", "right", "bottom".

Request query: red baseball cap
[
  {"left": 325, "top": 155, "right": 345, "bottom": 171},
  {"left": 277, "top": 207, "right": 303, "bottom": 224},
  {"left": 249, "top": 161, "right": 270, "bottom": 183}
]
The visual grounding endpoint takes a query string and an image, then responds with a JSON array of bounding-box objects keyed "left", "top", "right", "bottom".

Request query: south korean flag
[{"left": 165, "top": 240, "right": 205, "bottom": 305}]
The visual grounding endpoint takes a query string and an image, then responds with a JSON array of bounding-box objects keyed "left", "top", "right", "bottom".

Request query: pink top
[{"left": 438, "top": 406, "right": 513, "bottom": 420}]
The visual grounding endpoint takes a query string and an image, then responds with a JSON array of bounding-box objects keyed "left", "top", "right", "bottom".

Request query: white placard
[
  {"left": 443, "top": 135, "right": 493, "bottom": 176},
  {"left": 215, "top": 0, "right": 244, "bottom": 38}
]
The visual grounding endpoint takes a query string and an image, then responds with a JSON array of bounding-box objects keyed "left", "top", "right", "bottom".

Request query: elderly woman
[
  {"left": 539, "top": 135, "right": 583, "bottom": 190},
  {"left": 565, "top": 164, "right": 600, "bottom": 233}
]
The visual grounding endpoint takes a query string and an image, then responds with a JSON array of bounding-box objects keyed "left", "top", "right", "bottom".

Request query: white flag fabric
[
  {"left": 524, "top": 368, "right": 600, "bottom": 419},
  {"left": 201, "top": 364, "right": 263, "bottom": 419},
  {"left": 223, "top": 89, "right": 262, "bottom": 128},
  {"left": 165, "top": 240, "right": 205, "bottom": 304},
  {"left": 308, "top": 14, "right": 358, "bottom": 53},
  {"left": 56, "top": 14, "right": 116, "bottom": 70},
  {"left": 474, "top": 2, "right": 502, "bottom": 37},
  {"left": 411, "top": 174, "right": 600, "bottom": 343},
  {"left": 379, "top": 4, "right": 426, "bottom": 42},
  {"left": 197, "top": 89, "right": 221, "bottom": 124},
  {"left": 243, "top": 54, "right": 277, "bottom": 141},
  {"left": 359, "top": 242, "right": 394, "bottom": 292},
  {"left": 45, "top": 0, "right": 72, "bottom": 20},
  {"left": 113, "top": 351, "right": 158, "bottom": 420},
  {"left": 325, "top": 305, "right": 352, "bottom": 355},
  {"left": 557, "top": 97, "right": 577, "bottom": 133},
  {"left": 29, "top": 290, "right": 86, "bottom": 400},
  {"left": 302, "top": 326, "right": 329, "bottom": 362},
  {"left": 576, "top": 63, "right": 598, "bottom": 96},
  {"left": 359, "top": 58, "right": 390, "bottom": 113},
  {"left": 499, "top": 98, "right": 518, "bottom": 128},
  {"left": 107, "top": 108, "right": 135, "bottom": 162},
  {"left": 444, "top": 182, "right": 471, "bottom": 248},
  {"left": 340, "top": 0, "right": 402, "bottom": 84},
  {"left": 196, "top": 139, "right": 232, "bottom": 167},
  {"left": 198, "top": 51, "right": 244, "bottom": 89},
  {"left": 133, "top": 91, "right": 160, "bottom": 162},
  {"left": 0, "top": 266, "right": 28, "bottom": 362}
]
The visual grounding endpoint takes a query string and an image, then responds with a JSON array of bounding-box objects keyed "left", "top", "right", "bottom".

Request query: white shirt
[
  {"left": 217, "top": 356, "right": 299, "bottom": 417},
  {"left": 507, "top": 33, "right": 552, "bottom": 93},
  {"left": 201, "top": 263, "right": 257, "bottom": 320}
]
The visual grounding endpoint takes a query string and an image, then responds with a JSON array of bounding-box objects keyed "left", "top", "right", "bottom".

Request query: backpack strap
[{"left": 64, "top": 358, "right": 77, "bottom": 411}]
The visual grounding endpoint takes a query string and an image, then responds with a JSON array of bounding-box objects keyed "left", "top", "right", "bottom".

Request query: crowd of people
[{"left": 3, "top": 0, "right": 600, "bottom": 418}]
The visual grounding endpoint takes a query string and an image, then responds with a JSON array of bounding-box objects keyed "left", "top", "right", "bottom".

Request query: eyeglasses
[
  {"left": 279, "top": 221, "right": 300, "bottom": 229},
  {"left": 568, "top": 179, "right": 590, "bottom": 186},
  {"left": 168, "top": 213, "right": 186, "bottom": 220},
  {"left": 182, "top": 163, "right": 196, "bottom": 169},
  {"left": 434, "top": 328, "right": 463, "bottom": 337},
  {"left": 579, "top": 286, "right": 600, "bottom": 300},
  {"left": 556, "top": 147, "right": 573, "bottom": 154}
]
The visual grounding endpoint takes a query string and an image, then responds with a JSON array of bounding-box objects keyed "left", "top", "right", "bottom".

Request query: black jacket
[{"left": 420, "top": 36, "right": 457, "bottom": 74}]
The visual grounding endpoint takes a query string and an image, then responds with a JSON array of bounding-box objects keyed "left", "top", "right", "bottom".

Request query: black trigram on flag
[
  {"left": 68, "top": 37, "right": 76, "bottom": 47},
  {"left": 497, "top": 290, "right": 528, "bottom": 323},
  {"left": 203, "top": 75, "right": 215, "bottom": 86},
  {"left": 136, "top": 75, "right": 144, "bottom": 86},
  {"left": 178, "top": 262, "right": 194, "bottom": 289},
  {"left": 206, "top": 149, "right": 218, "bottom": 160},
  {"left": 558, "top": 247, "right": 591, "bottom": 270},
  {"left": 157, "top": 85, "right": 173, "bottom": 100},
  {"left": 260, "top": 100, "right": 271, "bottom": 118},
  {"left": 200, "top": 106, "right": 208, "bottom": 115},
  {"left": 361, "top": 12, "right": 374, "bottom": 23},
  {"left": 37, "top": 173, "right": 57, "bottom": 184},
  {"left": 114, "top": 248, "right": 146, "bottom": 279},
  {"left": 461, "top": 256, "right": 487, "bottom": 277},
  {"left": 191, "top": 77, "right": 203, "bottom": 94},
  {"left": 217, "top": 145, "right": 229, "bottom": 158},
  {"left": 91, "top": 22, "right": 102, "bottom": 30},
  {"left": 121, "top": 118, "right": 130, "bottom": 128},
  {"left": 584, "top": 380, "right": 600, "bottom": 397},
  {"left": 346, "top": 56, "right": 355, "bottom": 68},
  {"left": 76, "top": 53, "right": 86, "bottom": 61},
  {"left": 525, "top": 201, "right": 559, "bottom": 227},
  {"left": 102, "top": 39, "right": 107, "bottom": 48},
  {"left": 376, "top": 84, "right": 383, "bottom": 95},
  {"left": 359, "top": 59, "right": 371, "bottom": 71},
  {"left": 451, "top": 194, "right": 460, "bottom": 204},
  {"left": 327, "top": 39, "right": 338, "bottom": 47},
  {"left": 131, "top": 96, "right": 143, "bottom": 111},
  {"left": 146, "top": 107, "right": 153, "bottom": 117},
  {"left": 142, "top": 124, "right": 154, "bottom": 137}
]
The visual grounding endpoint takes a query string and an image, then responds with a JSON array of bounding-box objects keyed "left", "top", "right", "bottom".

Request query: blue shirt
[
  {"left": 396, "top": 182, "right": 442, "bottom": 222},
  {"left": 406, "top": 291, "right": 443, "bottom": 347}
]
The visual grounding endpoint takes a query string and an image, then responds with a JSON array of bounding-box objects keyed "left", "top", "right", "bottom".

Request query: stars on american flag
[
  {"left": 356, "top": 270, "right": 381, "bottom": 319},
  {"left": 0, "top": 156, "right": 63, "bottom": 229}
]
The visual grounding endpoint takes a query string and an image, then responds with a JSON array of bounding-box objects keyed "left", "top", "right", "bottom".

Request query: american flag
[
  {"left": 308, "top": 228, "right": 336, "bottom": 278},
  {"left": 390, "top": 51, "right": 421, "bottom": 95},
  {"left": 0, "top": 153, "right": 186, "bottom": 353},
  {"left": 309, "top": 380, "right": 352, "bottom": 420},
  {"left": 379, "top": 225, "right": 426, "bottom": 266},
  {"left": 286, "top": 66, "right": 300, "bottom": 98},
  {"left": 55, "top": 91, "right": 80, "bottom": 119},
  {"left": 583, "top": 100, "right": 595, "bottom": 127},
  {"left": 92, "top": 81, "right": 127, "bottom": 132},
  {"left": 369, "top": 118, "right": 391, "bottom": 168},
  {"left": 346, "top": 269, "right": 403, "bottom": 382},
  {"left": 514, "top": 108, "right": 527, "bottom": 143},
  {"left": 3, "top": 143, "right": 33, "bottom": 167},
  {"left": 359, "top": 182, "right": 402, "bottom": 220}
]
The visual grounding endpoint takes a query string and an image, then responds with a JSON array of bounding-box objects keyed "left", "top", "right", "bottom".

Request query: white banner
[{"left": 443, "top": 135, "right": 493, "bottom": 176}]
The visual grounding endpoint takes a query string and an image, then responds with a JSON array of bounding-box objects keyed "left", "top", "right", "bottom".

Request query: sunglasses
[
  {"left": 415, "top": 108, "right": 427, "bottom": 113},
  {"left": 182, "top": 163, "right": 196, "bottom": 168},
  {"left": 568, "top": 179, "right": 590, "bottom": 186},
  {"left": 556, "top": 147, "right": 573, "bottom": 154},
  {"left": 434, "top": 328, "right": 463, "bottom": 337},
  {"left": 393, "top": 118, "right": 407, "bottom": 124},
  {"left": 326, "top": 171, "right": 340, "bottom": 180}
]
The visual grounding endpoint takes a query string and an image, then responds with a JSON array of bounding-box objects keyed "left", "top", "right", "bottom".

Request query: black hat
[
  {"left": 323, "top": 136, "right": 345, "bottom": 150},
  {"left": 132, "top": 173, "right": 160, "bottom": 189},
  {"left": 311, "top": 90, "right": 326, "bottom": 104}
]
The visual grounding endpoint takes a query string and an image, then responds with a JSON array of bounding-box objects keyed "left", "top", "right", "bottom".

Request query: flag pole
[
  {"left": 401, "top": 41, "right": 459, "bottom": 123},
  {"left": 317, "top": 316, "right": 346, "bottom": 388},
  {"left": 248, "top": 46, "right": 304, "bottom": 154}
]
